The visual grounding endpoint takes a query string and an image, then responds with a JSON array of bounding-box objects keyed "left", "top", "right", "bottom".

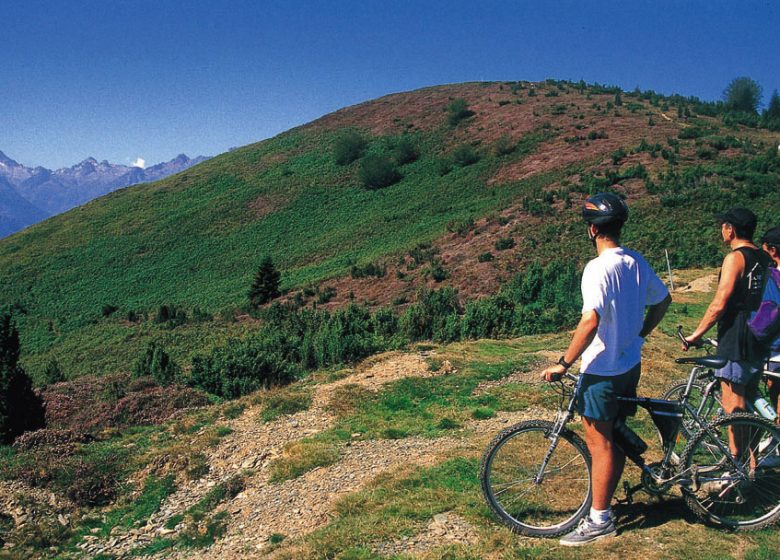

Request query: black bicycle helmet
[{"left": 582, "top": 192, "right": 629, "bottom": 225}]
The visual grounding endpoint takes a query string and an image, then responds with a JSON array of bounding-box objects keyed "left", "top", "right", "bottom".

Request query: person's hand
[
  {"left": 682, "top": 335, "right": 700, "bottom": 351},
  {"left": 541, "top": 364, "right": 567, "bottom": 382}
]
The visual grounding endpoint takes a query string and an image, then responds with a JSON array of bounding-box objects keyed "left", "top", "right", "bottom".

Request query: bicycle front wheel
[
  {"left": 681, "top": 413, "right": 780, "bottom": 531},
  {"left": 480, "top": 420, "right": 592, "bottom": 537}
]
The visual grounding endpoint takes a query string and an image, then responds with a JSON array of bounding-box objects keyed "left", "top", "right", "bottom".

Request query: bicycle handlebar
[{"left": 676, "top": 325, "right": 717, "bottom": 350}]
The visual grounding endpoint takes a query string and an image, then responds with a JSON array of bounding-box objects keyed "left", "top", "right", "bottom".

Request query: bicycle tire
[
  {"left": 680, "top": 412, "right": 780, "bottom": 531},
  {"left": 662, "top": 379, "right": 723, "bottom": 439},
  {"left": 480, "top": 419, "right": 592, "bottom": 537}
]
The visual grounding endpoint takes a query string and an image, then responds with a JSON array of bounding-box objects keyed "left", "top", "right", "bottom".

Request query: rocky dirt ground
[{"left": 58, "top": 351, "right": 544, "bottom": 559}]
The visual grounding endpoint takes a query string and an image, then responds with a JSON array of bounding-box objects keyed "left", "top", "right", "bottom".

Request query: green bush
[
  {"left": 446, "top": 98, "right": 474, "bottom": 126},
  {"left": 400, "top": 286, "right": 462, "bottom": 343},
  {"left": 452, "top": 144, "right": 479, "bottom": 166},
  {"left": 359, "top": 154, "right": 401, "bottom": 190},
  {"left": 333, "top": 130, "right": 367, "bottom": 165},
  {"left": 350, "top": 262, "right": 386, "bottom": 278},
  {"left": 477, "top": 252, "right": 494, "bottom": 262},
  {"left": 494, "top": 134, "right": 515, "bottom": 156},
  {"left": 42, "top": 358, "right": 65, "bottom": 385},
  {"left": 134, "top": 342, "right": 180, "bottom": 386},
  {"left": 154, "top": 304, "right": 187, "bottom": 327},
  {"left": 494, "top": 237, "right": 515, "bottom": 251},
  {"left": 393, "top": 136, "right": 419, "bottom": 165},
  {"left": 188, "top": 332, "right": 301, "bottom": 399}
]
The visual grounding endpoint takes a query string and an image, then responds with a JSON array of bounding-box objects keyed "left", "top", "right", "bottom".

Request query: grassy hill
[{"left": 1, "top": 80, "right": 779, "bottom": 381}]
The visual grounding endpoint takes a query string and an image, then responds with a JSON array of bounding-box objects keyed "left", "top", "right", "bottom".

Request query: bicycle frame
[{"left": 538, "top": 367, "right": 754, "bottom": 494}]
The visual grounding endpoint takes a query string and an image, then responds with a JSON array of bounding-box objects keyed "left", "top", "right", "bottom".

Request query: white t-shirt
[{"left": 580, "top": 247, "right": 669, "bottom": 375}]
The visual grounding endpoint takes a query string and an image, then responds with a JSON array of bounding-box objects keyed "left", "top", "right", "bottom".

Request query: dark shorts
[
  {"left": 714, "top": 360, "right": 762, "bottom": 389},
  {"left": 576, "top": 363, "right": 641, "bottom": 422}
]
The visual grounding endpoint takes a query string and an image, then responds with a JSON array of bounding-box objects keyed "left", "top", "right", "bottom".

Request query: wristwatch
[{"left": 557, "top": 356, "right": 572, "bottom": 370}]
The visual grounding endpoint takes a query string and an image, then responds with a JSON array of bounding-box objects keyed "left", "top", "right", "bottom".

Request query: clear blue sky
[{"left": 3, "top": 0, "right": 779, "bottom": 169}]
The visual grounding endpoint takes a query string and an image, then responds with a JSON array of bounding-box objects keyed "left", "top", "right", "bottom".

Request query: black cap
[
  {"left": 715, "top": 207, "right": 757, "bottom": 230},
  {"left": 761, "top": 227, "right": 780, "bottom": 247}
]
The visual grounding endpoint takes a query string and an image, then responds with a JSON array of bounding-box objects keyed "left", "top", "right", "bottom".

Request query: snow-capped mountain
[{"left": 0, "top": 151, "right": 208, "bottom": 237}]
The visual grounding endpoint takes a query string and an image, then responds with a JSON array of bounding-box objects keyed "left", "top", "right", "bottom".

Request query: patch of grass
[
  {"left": 327, "top": 355, "right": 537, "bottom": 440},
  {"left": 258, "top": 386, "right": 313, "bottom": 423},
  {"left": 65, "top": 475, "right": 176, "bottom": 553},
  {"left": 222, "top": 403, "right": 245, "bottom": 419},
  {"left": 288, "top": 457, "right": 483, "bottom": 559},
  {"left": 268, "top": 439, "right": 342, "bottom": 482},
  {"left": 471, "top": 406, "right": 495, "bottom": 420}
]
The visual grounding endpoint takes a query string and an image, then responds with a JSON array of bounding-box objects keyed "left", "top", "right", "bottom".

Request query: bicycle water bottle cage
[{"left": 675, "top": 356, "right": 728, "bottom": 369}]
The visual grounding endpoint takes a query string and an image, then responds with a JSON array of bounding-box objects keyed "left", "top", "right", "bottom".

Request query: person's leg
[{"left": 582, "top": 416, "right": 626, "bottom": 510}]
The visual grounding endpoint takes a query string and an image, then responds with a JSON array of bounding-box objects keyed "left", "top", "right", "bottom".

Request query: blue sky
[{"left": 3, "top": 0, "right": 779, "bottom": 169}]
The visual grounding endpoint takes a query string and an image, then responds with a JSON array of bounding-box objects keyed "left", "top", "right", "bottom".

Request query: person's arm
[
  {"left": 639, "top": 293, "right": 672, "bottom": 338},
  {"left": 541, "top": 310, "right": 600, "bottom": 381},
  {"left": 685, "top": 251, "right": 743, "bottom": 346}
]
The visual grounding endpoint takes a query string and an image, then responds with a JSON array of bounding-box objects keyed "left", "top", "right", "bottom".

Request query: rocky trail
[{"left": 68, "top": 351, "right": 545, "bottom": 559}]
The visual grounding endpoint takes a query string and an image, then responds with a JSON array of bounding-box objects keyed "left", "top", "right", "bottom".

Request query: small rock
[
  {"left": 433, "top": 513, "right": 448, "bottom": 524},
  {"left": 57, "top": 514, "right": 68, "bottom": 526}
]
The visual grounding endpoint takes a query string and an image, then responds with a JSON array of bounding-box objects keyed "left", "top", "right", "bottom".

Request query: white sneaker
[{"left": 758, "top": 436, "right": 780, "bottom": 456}]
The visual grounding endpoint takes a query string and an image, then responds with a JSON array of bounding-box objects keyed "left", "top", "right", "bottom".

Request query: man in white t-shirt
[{"left": 541, "top": 192, "right": 671, "bottom": 546}]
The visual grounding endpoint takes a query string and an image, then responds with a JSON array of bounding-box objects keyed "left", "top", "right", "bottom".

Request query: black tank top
[{"left": 716, "top": 246, "right": 770, "bottom": 362}]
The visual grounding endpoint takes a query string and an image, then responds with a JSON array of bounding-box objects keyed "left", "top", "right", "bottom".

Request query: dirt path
[{"left": 74, "top": 351, "right": 544, "bottom": 558}]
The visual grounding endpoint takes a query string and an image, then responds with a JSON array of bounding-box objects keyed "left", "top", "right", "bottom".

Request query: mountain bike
[
  {"left": 479, "top": 354, "right": 780, "bottom": 537},
  {"left": 663, "top": 327, "right": 779, "bottom": 439}
]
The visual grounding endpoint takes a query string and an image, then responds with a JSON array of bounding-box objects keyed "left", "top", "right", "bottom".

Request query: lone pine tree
[{"left": 249, "top": 256, "right": 281, "bottom": 308}]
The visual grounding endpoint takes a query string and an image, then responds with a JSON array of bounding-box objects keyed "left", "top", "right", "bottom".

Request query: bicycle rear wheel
[
  {"left": 680, "top": 413, "right": 780, "bottom": 531},
  {"left": 480, "top": 420, "right": 592, "bottom": 537}
]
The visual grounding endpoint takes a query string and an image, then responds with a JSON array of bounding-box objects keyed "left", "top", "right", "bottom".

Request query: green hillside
[{"left": 1, "top": 80, "right": 779, "bottom": 380}]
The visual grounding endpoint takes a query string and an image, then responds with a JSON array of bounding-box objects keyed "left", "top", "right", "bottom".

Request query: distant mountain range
[{"left": 0, "top": 151, "right": 208, "bottom": 237}]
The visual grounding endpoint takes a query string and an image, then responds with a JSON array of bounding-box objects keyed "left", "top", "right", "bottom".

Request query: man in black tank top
[{"left": 684, "top": 208, "right": 769, "bottom": 416}]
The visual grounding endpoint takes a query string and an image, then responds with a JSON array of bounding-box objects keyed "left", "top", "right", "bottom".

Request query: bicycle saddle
[{"left": 675, "top": 356, "right": 728, "bottom": 369}]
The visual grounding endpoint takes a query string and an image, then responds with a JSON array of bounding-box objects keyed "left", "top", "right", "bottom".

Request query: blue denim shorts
[
  {"left": 576, "top": 363, "right": 641, "bottom": 422},
  {"left": 714, "top": 360, "right": 762, "bottom": 388}
]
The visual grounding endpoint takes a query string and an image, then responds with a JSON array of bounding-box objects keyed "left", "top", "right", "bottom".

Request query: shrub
[
  {"left": 189, "top": 333, "right": 301, "bottom": 400},
  {"left": 446, "top": 98, "right": 474, "bottom": 126},
  {"left": 249, "top": 255, "right": 281, "bottom": 308},
  {"left": 399, "top": 286, "right": 462, "bottom": 342},
  {"left": 477, "top": 252, "right": 494, "bottom": 262},
  {"left": 494, "top": 237, "right": 515, "bottom": 251},
  {"left": 64, "top": 455, "right": 121, "bottom": 506},
  {"left": 587, "top": 130, "right": 608, "bottom": 140},
  {"left": 101, "top": 304, "right": 119, "bottom": 317},
  {"left": 494, "top": 134, "right": 515, "bottom": 156},
  {"left": 133, "top": 342, "right": 180, "bottom": 386},
  {"left": 154, "top": 304, "right": 187, "bottom": 326},
  {"left": 317, "top": 286, "right": 337, "bottom": 304},
  {"left": 436, "top": 159, "right": 453, "bottom": 176},
  {"left": 350, "top": 262, "right": 386, "bottom": 278},
  {"left": 425, "top": 258, "right": 450, "bottom": 282},
  {"left": 446, "top": 217, "right": 474, "bottom": 236},
  {"left": 42, "top": 358, "right": 65, "bottom": 385},
  {"left": 393, "top": 136, "right": 418, "bottom": 165},
  {"left": 359, "top": 154, "right": 401, "bottom": 189},
  {"left": 452, "top": 144, "right": 479, "bottom": 166},
  {"left": 309, "top": 303, "right": 386, "bottom": 367},
  {"left": 333, "top": 130, "right": 367, "bottom": 165}
]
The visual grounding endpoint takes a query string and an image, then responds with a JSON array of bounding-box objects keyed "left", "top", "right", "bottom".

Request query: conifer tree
[
  {"left": 0, "top": 312, "right": 45, "bottom": 443},
  {"left": 249, "top": 256, "right": 281, "bottom": 308},
  {"left": 723, "top": 77, "right": 762, "bottom": 114}
]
